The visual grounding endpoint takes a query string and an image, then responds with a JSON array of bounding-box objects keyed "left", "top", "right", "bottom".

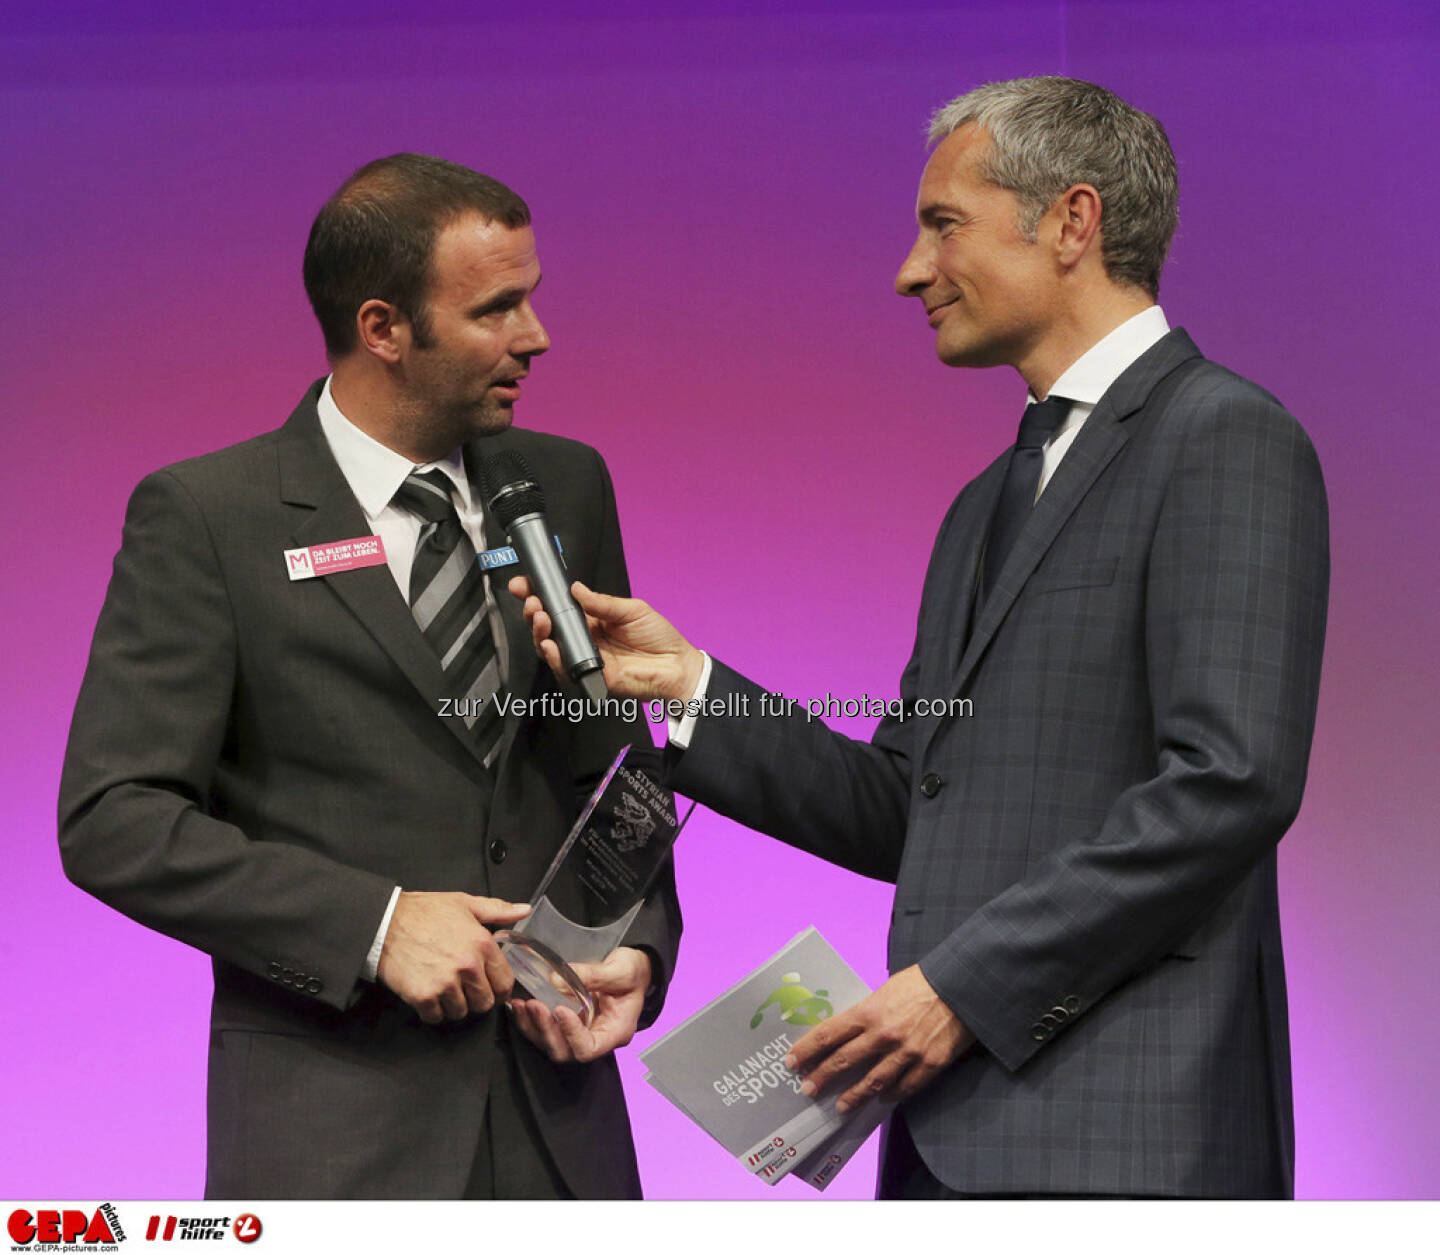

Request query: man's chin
[
  {"left": 935, "top": 334, "right": 1006, "bottom": 371},
  {"left": 936, "top": 342, "right": 980, "bottom": 368},
  {"left": 468, "top": 406, "right": 516, "bottom": 437}
]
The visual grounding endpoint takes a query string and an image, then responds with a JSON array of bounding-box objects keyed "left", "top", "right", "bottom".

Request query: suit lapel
[
  {"left": 951, "top": 413, "right": 1133, "bottom": 696},
  {"left": 939, "top": 458, "right": 1006, "bottom": 677},
  {"left": 947, "top": 329, "right": 1205, "bottom": 700},
  {"left": 276, "top": 386, "right": 495, "bottom": 771}
]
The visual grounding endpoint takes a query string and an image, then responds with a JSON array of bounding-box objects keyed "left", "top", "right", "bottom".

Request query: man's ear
[
  {"left": 355, "top": 299, "right": 408, "bottom": 364},
  {"left": 1053, "top": 182, "right": 1103, "bottom": 271}
]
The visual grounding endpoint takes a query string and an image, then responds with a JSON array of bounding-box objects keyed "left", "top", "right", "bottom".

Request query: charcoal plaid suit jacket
[{"left": 669, "top": 329, "right": 1328, "bottom": 1197}]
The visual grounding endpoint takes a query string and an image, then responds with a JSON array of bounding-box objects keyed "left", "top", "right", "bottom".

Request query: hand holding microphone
[
  {"left": 506, "top": 575, "right": 703, "bottom": 705},
  {"left": 512, "top": 578, "right": 702, "bottom": 705}
]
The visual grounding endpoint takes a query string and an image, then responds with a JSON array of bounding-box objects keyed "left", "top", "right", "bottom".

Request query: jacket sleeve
[
  {"left": 58, "top": 469, "right": 396, "bottom": 1012},
  {"left": 663, "top": 483, "right": 976, "bottom": 883},
  {"left": 665, "top": 657, "right": 916, "bottom": 885}
]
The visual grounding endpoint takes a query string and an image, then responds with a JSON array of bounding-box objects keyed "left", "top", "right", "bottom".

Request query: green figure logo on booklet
[
  {"left": 749, "top": 972, "right": 834, "bottom": 1029},
  {"left": 495, "top": 744, "right": 692, "bottom": 1025}
]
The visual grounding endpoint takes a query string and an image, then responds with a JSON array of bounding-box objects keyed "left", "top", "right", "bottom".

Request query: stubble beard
[
  {"left": 462, "top": 394, "right": 516, "bottom": 439},
  {"left": 936, "top": 308, "right": 1031, "bottom": 372},
  {"left": 390, "top": 391, "right": 512, "bottom": 463}
]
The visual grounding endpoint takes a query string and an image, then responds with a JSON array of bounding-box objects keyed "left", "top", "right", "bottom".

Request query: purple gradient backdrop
[{"left": 4, "top": 0, "right": 1436, "bottom": 1200}]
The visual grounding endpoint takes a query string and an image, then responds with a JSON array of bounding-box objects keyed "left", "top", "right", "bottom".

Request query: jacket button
[
  {"left": 1030, "top": 1024, "right": 1050, "bottom": 1042},
  {"left": 919, "top": 773, "right": 944, "bottom": 799},
  {"left": 305, "top": 977, "right": 323, "bottom": 995},
  {"left": 489, "top": 839, "right": 508, "bottom": 865},
  {"left": 267, "top": 961, "right": 281, "bottom": 980},
  {"left": 1063, "top": 996, "right": 1081, "bottom": 1014}
]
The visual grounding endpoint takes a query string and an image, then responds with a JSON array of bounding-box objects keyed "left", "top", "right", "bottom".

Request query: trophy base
[{"left": 495, "top": 931, "right": 596, "bottom": 1026}]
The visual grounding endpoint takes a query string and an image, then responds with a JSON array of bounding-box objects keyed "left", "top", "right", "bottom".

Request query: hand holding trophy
[{"left": 496, "top": 743, "right": 691, "bottom": 1026}]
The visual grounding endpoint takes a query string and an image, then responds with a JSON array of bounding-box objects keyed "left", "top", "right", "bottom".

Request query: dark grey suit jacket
[
  {"left": 59, "top": 382, "right": 681, "bottom": 1199},
  {"left": 670, "top": 330, "right": 1328, "bottom": 1197}
]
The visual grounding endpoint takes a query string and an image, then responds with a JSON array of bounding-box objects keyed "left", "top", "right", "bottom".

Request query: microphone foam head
[{"left": 478, "top": 449, "right": 546, "bottom": 527}]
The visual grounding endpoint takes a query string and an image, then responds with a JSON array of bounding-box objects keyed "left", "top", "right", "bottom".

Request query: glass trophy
[{"left": 496, "top": 744, "right": 692, "bottom": 1025}]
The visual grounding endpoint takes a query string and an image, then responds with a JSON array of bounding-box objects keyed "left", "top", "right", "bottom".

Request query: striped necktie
[{"left": 392, "top": 469, "right": 505, "bottom": 765}]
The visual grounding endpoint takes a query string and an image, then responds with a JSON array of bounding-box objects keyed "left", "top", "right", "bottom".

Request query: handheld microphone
[{"left": 477, "top": 449, "right": 609, "bottom": 705}]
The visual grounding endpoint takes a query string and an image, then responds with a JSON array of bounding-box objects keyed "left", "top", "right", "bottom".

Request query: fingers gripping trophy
[{"left": 496, "top": 744, "right": 690, "bottom": 1025}]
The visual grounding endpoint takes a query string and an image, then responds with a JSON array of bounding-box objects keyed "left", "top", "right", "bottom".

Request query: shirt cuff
[
  {"left": 665, "top": 651, "right": 713, "bottom": 750},
  {"left": 363, "top": 885, "right": 403, "bottom": 983}
]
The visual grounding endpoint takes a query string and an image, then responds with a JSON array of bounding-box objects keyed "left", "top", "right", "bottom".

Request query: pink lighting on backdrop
[{"left": 3, "top": 1, "right": 1437, "bottom": 1200}]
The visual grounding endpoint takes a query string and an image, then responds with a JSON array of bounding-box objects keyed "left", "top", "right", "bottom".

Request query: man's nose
[
  {"left": 516, "top": 301, "right": 550, "bottom": 357},
  {"left": 895, "top": 235, "right": 935, "bottom": 297}
]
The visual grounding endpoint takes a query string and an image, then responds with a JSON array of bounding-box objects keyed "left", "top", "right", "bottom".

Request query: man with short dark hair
[
  {"left": 519, "top": 77, "right": 1328, "bottom": 1198},
  {"left": 59, "top": 153, "right": 680, "bottom": 1199}
]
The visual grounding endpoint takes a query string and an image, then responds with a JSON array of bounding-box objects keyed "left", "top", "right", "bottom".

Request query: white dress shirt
[
  {"left": 315, "top": 376, "right": 495, "bottom": 981},
  {"left": 316, "top": 376, "right": 490, "bottom": 595},
  {"left": 1032, "top": 304, "right": 1170, "bottom": 497}
]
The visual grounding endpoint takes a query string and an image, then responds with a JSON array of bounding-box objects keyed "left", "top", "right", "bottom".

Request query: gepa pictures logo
[{"left": 8, "top": 1204, "right": 125, "bottom": 1248}]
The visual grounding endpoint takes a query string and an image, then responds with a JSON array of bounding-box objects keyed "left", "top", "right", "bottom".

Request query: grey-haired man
[{"left": 519, "top": 78, "right": 1327, "bottom": 1198}]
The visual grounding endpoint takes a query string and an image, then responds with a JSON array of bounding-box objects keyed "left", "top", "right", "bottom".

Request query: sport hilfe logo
[
  {"left": 142, "top": 1214, "right": 261, "bottom": 1242},
  {"left": 745, "top": 1134, "right": 788, "bottom": 1167}
]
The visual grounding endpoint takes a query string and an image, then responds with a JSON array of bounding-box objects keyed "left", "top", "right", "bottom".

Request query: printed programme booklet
[{"left": 640, "top": 927, "right": 891, "bottom": 1190}]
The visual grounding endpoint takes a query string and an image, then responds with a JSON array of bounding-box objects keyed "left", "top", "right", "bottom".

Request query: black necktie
[
  {"left": 981, "top": 396, "right": 1072, "bottom": 601},
  {"left": 392, "top": 469, "right": 505, "bottom": 765}
]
